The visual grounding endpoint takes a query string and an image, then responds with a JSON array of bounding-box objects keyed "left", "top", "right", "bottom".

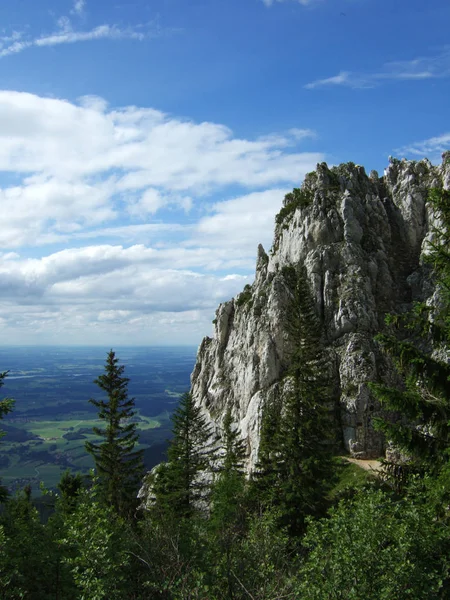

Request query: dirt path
[{"left": 340, "top": 456, "right": 383, "bottom": 474}]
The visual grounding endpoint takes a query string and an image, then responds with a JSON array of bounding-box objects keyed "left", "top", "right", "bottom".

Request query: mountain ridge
[{"left": 190, "top": 153, "right": 450, "bottom": 472}]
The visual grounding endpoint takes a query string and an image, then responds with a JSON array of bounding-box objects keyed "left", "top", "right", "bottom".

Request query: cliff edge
[{"left": 191, "top": 153, "right": 450, "bottom": 471}]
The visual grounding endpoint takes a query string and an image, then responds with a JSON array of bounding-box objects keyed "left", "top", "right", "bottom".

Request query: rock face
[{"left": 191, "top": 154, "right": 450, "bottom": 472}]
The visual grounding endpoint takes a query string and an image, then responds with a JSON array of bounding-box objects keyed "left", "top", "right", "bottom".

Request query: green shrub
[
  {"left": 236, "top": 284, "right": 253, "bottom": 308},
  {"left": 275, "top": 187, "right": 314, "bottom": 226}
]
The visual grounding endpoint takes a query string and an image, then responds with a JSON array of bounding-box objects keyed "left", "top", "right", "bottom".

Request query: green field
[
  {"left": 0, "top": 346, "right": 196, "bottom": 495},
  {"left": 0, "top": 410, "right": 172, "bottom": 492}
]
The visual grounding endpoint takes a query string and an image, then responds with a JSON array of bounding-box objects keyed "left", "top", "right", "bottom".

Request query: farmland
[{"left": 0, "top": 346, "right": 196, "bottom": 493}]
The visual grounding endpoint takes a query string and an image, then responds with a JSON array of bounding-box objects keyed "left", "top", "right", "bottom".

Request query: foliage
[
  {"left": 299, "top": 486, "right": 449, "bottom": 599},
  {"left": 326, "top": 457, "right": 377, "bottom": 503},
  {"left": 229, "top": 508, "right": 299, "bottom": 600},
  {"left": 254, "top": 266, "right": 335, "bottom": 535},
  {"left": 57, "top": 469, "right": 85, "bottom": 514},
  {"left": 204, "top": 409, "right": 249, "bottom": 598},
  {"left": 236, "top": 284, "right": 253, "bottom": 308},
  {"left": 0, "top": 489, "right": 68, "bottom": 599},
  {"left": 0, "top": 372, "right": 13, "bottom": 428},
  {"left": 0, "top": 371, "right": 14, "bottom": 503},
  {"left": 219, "top": 408, "right": 246, "bottom": 477},
  {"left": 135, "top": 510, "right": 208, "bottom": 599},
  {"left": 152, "top": 391, "right": 217, "bottom": 519},
  {"left": 60, "top": 483, "right": 131, "bottom": 600},
  {"left": 370, "top": 187, "right": 450, "bottom": 478},
  {"left": 85, "top": 350, "right": 144, "bottom": 517},
  {"left": 275, "top": 187, "right": 313, "bottom": 226}
]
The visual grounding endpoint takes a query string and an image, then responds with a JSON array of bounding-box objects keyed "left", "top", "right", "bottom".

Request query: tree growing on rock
[
  {"left": 254, "top": 266, "right": 335, "bottom": 535},
  {"left": 370, "top": 187, "right": 450, "bottom": 481},
  {"left": 152, "top": 391, "right": 217, "bottom": 519}
]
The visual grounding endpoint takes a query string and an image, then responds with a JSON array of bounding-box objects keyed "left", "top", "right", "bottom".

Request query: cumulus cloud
[
  {"left": 0, "top": 90, "right": 323, "bottom": 344},
  {"left": 0, "top": 245, "right": 253, "bottom": 344},
  {"left": 305, "top": 47, "right": 450, "bottom": 89},
  {"left": 194, "top": 189, "right": 287, "bottom": 255},
  {"left": 0, "top": 91, "right": 321, "bottom": 248}
]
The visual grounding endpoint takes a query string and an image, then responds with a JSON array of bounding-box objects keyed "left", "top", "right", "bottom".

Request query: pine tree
[
  {"left": 85, "top": 350, "right": 144, "bottom": 517},
  {"left": 255, "top": 266, "right": 335, "bottom": 535},
  {"left": 210, "top": 407, "right": 247, "bottom": 527},
  {"left": 206, "top": 409, "right": 248, "bottom": 599},
  {"left": 152, "top": 391, "right": 216, "bottom": 518},
  {"left": 252, "top": 390, "right": 284, "bottom": 505},
  {"left": 0, "top": 371, "right": 14, "bottom": 503},
  {"left": 220, "top": 407, "right": 246, "bottom": 476},
  {"left": 370, "top": 187, "right": 450, "bottom": 479}
]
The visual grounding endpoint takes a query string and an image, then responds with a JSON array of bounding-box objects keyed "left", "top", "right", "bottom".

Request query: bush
[
  {"left": 236, "top": 285, "right": 253, "bottom": 308},
  {"left": 275, "top": 187, "right": 313, "bottom": 226}
]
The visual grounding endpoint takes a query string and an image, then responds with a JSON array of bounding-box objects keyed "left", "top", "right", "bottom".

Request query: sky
[{"left": 0, "top": 0, "right": 448, "bottom": 346}]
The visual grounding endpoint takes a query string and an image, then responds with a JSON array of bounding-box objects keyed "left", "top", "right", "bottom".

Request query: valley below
[{"left": 0, "top": 346, "right": 196, "bottom": 493}]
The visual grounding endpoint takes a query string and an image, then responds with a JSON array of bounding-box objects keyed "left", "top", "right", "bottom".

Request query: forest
[{"left": 0, "top": 186, "right": 449, "bottom": 599}]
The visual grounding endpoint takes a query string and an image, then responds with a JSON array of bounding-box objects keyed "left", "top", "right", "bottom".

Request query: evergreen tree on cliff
[
  {"left": 206, "top": 408, "right": 248, "bottom": 598},
  {"left": 86, "top": 350, "right": 144, "bottom": 517},
  {"left": 152, "top": 391, "right": 216, "bottom": 518},
  {"left": 0, "top": 371, "right": 14, "bottom": 502},
  {"left": 209, "top": 407, "right": 247, "bottom": 535},
  {"left": 255, "top": 266, "right": 335, "bottom": 535},
  {"left": 371, "top": 187, "right": 450, "bottom": 478}
]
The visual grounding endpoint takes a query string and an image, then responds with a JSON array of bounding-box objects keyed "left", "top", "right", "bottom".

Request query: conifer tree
[
  {"left": 220, "top": 407, "right": 246, "bottom": 476},
  {"left": 152, "top": 391, "right": 216, "bottom": 518},
  {"left": 370, "top": 187, "right": 450, "bottom": 477},
  {"left": 207, "top": 408, "right": 248, "bottom": 599},
  {"left": 0, "top": 371, "right": 13, "bottom": 502},
  {"left": 255, "top": 266, "right": 335, "bottom": 534},
  {"left": 210, "top": 407, "right": 247, "bottom": 525},
  {"left": 86, "top": 350, "right": 144, "bottom": 517},
  {"left": 252, "top": 391, "right": 284, "bottom": 503}
]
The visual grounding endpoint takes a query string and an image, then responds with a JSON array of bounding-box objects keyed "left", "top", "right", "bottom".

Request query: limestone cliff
[{"left": 191, "top": 153, "right": 450, "bottom": 471}]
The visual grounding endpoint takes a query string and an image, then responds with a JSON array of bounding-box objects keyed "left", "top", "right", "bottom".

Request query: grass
[
  {"left": 0, "top": 409, "right": 167, "bottom": 494},
  {"left": 328, "top": 457, "right": 378, "bottom": 503}
]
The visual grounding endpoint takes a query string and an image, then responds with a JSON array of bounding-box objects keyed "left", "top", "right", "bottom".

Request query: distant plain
[{"left": 0, "top": 346, "right": 197, "bottom": 493}]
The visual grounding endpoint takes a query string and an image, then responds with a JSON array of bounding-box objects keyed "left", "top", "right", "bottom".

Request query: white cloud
[
  {"left": 0, "top": 6, "right": 158, "bottom": 59},
  {"left": 305, "top": 47, "right": 450, "bottom": 89},
  {"left": 395, "top": 133, "right": 450, "bottom": 161},
  {"left": 71, "top": 0, "right": 86, "bottom": 16},
  {"left": 35, "top": 23, "right": 147, "bottom": 47},
  {"left": 262, "top": 0, "right": 319, "bottom": 6},
  {"left": 0, "top": 174, "right": 116, "bottom": 247},
  {"left": 0, "top": 30, "right": 23, "bottom": 50},
  {"left": 305, "top": 71, "right": 351, "bottom": 90},
  {"left": 0, "top": 91, "right": 322, "bottom": 248},
  {"left": 194, "top": 189, "right": 287, "bottom": 254},
  {"left": 0, "top": 90, "right": 323, "bottom": 344},
  {"left": 0, "top": 245, "right": 254, "bottom": 344}
]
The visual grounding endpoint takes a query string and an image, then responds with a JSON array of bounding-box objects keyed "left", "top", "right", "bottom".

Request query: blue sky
[{"left": 0, "top": 0, "right": 448, "bottom": 345}]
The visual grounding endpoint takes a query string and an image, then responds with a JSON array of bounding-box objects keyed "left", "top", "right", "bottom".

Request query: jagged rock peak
[{"left": 191, "top": 153, "right": 450, "bottom": 473}]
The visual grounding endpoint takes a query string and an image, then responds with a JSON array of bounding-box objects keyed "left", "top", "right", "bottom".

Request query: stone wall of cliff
[{"left": 190, "top": 154, "right": 450, "bottom": 472}]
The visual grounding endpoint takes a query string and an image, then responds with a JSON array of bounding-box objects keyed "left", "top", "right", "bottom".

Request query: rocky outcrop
[{"left": 191, "top": 153, "right": 450, "bottom": 472}]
